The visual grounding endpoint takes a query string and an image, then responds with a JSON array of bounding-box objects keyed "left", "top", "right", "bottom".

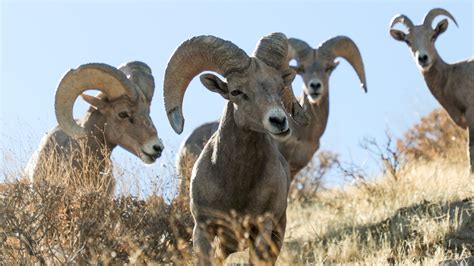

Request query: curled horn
[
  {"left": 55, "top": 63, "right": 137, "bottom": 138},
  {"left": 254, "top": 32, "right": 309, "bottom": 125},
  {"left": 423, "top": 8, "right": 458, "bottom": 28},
  {"left": 119, "top": 61, "right": 155, "bottom": 103},
  {"left": 319, "top": 36, "right": 367, "bottom": 92},
  {"left": 253, "top": 32, "right": 289, "bottom": 70},
  {"left": 163, "top": 35, "right": 251, "bottom": 134},
  {"left": 390, "top": 14, "right": 415, "bottom": 30},
  {"left": 287, "top": 38, "right": 312, "bottom": 62}
]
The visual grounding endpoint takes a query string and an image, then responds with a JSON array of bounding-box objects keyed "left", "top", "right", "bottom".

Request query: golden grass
[{"left": 282, "top": 158, "right": 473, "bottom": 264}]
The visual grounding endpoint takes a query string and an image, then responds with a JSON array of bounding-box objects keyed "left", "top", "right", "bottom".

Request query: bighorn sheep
[
  {"left": 175, "top": 35, "right": 366, "bottom": 193},
  {"left": 27, "top": 61, "right": 164, "bottom": 195},
  {"left": 164, "top": 33, "right": 308, "bottom": 264},
  {"left": 278, "top": 36, "right": 367, "bottom": 176},
  {"left": 389, "top": 8, "right": 474, "bottom": 171}
]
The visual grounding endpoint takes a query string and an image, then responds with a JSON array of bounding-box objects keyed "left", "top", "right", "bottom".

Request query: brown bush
[
  {"left": 397, "top": 108, "right": 467, "bottom": 162},
  {"left": 289, "top": 151, "right": 339, "bottom": 203},
  {"left": 0, "top": 181, "right": 193, "bottom": 264}
]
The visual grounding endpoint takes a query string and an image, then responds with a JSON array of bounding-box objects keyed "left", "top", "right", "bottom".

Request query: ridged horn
[
  {"left": 253, "top": 32, "right": 288, "bottom": 70},
  {"left": 287, "top": 38, "right": 312, "bottom": 62},
  {"left": 319, "top": 36, "right": 367, "bottom": 92},
  {"left": 55, "top": 63, "right": 136, "bottom": 138},
  {"left": 254, "top": 32, "right": 309, "bottom": 125},
  {"left": 390, "top": 14, "right": 415, "bottom": 29},
  {"left": 119, "top": 61, "right": 155, "bottom": 102},
  {"left": 423, "top": 8, "right": 458, "bottom": 28},
  {"left": 281, "top": 83, "right": 309, "bottom": 126},
  {"left": 163, "top": 35, "right": 251, "bottom": 134}
]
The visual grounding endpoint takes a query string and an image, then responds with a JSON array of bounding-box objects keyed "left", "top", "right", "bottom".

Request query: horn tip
[
  {"left": 168, "top": 108, "right": 184, "bottom": 134},
  {"left": 362, "top": 83, "right": 367, "bottom": 93}
]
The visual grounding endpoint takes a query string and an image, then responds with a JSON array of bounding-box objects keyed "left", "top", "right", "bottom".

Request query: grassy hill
[{"left": 1, "top": 108, "right": 473, "bottom": 264}]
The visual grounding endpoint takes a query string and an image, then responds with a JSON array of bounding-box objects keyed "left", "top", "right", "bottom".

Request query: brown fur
[
  {"left": 27, "top": 63, "right": 163, "bottom": 195},
  {"left": 164, "top": 33, "right": 307, "bottom": 264},
  {"left": 390, "top": 10, "right": 474, "bottom": 171},
  {"left": 190, "top": 58, "right": 298, "bottom": 265},
  {"left": 176, "top": 36, "right": 366, "bottom": 180}
]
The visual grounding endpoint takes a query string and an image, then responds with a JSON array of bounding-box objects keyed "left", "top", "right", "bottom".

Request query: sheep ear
[
  {"left": 81, "top": 94, "right": 106, "bottom": 110},
  {"left": 199, "top": 73, "right": 229, "bottom": 100},
  {"left": 390, "top": 29, "right": 406, "bottom": 42},
  {"left": 282, "top": 68, "right": 296, "bottom": 87},
  {"left": 434, "top": 19, "right": 448, "bottom": 38}
]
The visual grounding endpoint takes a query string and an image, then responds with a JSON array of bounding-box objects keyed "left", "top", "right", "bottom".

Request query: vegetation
[{"left": 1, "top": 108, "right": 473, "bottom": 264}]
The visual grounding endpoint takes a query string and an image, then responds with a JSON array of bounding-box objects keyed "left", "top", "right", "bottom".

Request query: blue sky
[{"left": 1, "top": 0, "right": 473, "bottom": 191}]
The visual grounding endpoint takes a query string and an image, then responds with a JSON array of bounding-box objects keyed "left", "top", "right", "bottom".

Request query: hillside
[{"left": 1, "top": 108, "right": 473, "bottom": 264}]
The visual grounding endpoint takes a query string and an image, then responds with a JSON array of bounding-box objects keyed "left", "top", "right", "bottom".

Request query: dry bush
[
  {"left": 397, "top": 108, "right": 467, "bottom": 162},
  {"left": 0, "top": 181, "right": 193, "bottom": 264},
  {"left": 289, "top": 151, "right": 339, "bottom": 203},
  {"left": 0, "top": 141, "right": 194, "bottom": 264},
  {"left": 27, "top": 137, "right": 116, "bottom": 196}
]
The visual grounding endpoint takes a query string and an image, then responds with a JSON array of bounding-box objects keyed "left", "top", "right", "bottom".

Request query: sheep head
[
  {"left": 163, "top": 32, "right": 308, "bottom": 140},
  {"left": 390, "top": 8, "right": 458, "bottom": 72},
  {"left": 55, "top": 62, "right": 164, "bottom": 164},
  {"left": 288, "top": 36, "right": 367, "bottom": 104}
]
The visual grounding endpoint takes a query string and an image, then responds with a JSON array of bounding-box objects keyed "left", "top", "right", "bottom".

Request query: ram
[
  {"left": 27, "top": 62, "right": 164, "bottom": 195},
  {"left": 175, "top": 35, "right": 366, "bottom": 197},
  {"left": 278, "top": 36, "right": 366, "bottom": 176},
  {"left": 390, "top": 8, "right": 474, "bottom": 171},
  {"left": 164, "top": 33, "right": 307, "bottom": 264}
]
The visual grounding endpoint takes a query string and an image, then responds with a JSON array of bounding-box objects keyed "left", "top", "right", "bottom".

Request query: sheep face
[
  {"left": 292, "top": 53, "right": 338, "bottom": 103},
  {"left": 82, "top": 91, "right": 163, "bottom": 164},
  {"left": 199, "top": 59, "right": 296, "bottom": 140},
  {"left": 390, "top": 19, "right": 449, "bottom": 71}
]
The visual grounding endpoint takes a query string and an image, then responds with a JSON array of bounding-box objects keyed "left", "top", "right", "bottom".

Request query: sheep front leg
[
  {"left": 271, "top": 214, "right": 286, "bottom": 256},
  {"left": 193, "top": 223, "right": 214, "bottom": 266},
  {"left": 250, "top": 216, "right": 278, "bottom": 265}
]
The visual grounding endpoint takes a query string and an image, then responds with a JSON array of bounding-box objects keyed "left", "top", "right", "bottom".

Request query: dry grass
[
  {"left": 283, "top": 159, "right": 473, "bottom": 264},
  {"left": 0, "top": 138, "right": 194, "bottom": 264},
  {"left": 0, "top": 181, "right": 194, "bottom": 264},
  {"left": 280, "top": 108, "right": 474, "bottom": 265},
  {"left": 1, "top": 108, "right": 473, "bottom": 264}
]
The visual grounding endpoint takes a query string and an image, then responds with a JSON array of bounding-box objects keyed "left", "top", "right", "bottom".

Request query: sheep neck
[
  {"left": 303, "top": 91, "right": 330, "bottom": 141},
  {"left": 422, "top": 52, "right": 450, "bottom": 106},
  {"left": 78, "top": 108, "right": 117, "bottom": 161},
  {"left": 212, "top": 102, "right": 269, "bottom": 184}
]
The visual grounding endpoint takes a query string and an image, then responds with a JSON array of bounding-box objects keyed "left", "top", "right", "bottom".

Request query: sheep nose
[
  {"left": 269, "top": 116, "right": 287, "bottom": 131},
  {"left": 309, "top": 81, "right": 321, "bottom": 90},
  {"left": 418, "top": 54, "right": 429, "bottom": 65},
  {"left": 153, "top": 144, "right": 163, "bottom": 154}
]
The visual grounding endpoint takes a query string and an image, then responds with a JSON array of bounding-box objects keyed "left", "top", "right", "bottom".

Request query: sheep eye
[
  {"left": 404, "top": 39, "right": 411, "bottom": 45},
  {"left": 118, "top": 112, "right": 129, "bottom": 119},
  {"left": 231, "top": 90, "right": 243, "bottom": 96},
  {"left": 325, "top": 66, "right": 334, "bottom": 73}
]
